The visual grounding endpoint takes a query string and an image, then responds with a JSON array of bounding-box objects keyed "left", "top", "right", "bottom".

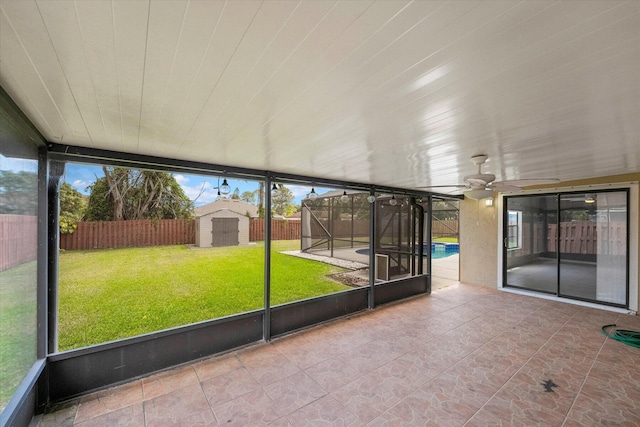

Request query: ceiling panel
[{"left": 0, "top": 0, "right": 639, "bottom": 192}]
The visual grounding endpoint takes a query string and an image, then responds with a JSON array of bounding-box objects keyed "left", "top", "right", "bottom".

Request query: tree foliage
[
  {"left": 59, "top": 183, "right": 85, "bottom": 233},
  {"left": 271, "top": 185, "right": 297, "bottom": 217},
  {"left": 0, "top": 170, "right": 38, "bottom": 215},
  {"left": 240, "top": 190, "right": 256, "bottom": 204},
  {"left": 84, "top": 167, "right": 193, "bottom": 221},
  {"left": 231, "top": 187, "right": 240, "bottom": 200}
]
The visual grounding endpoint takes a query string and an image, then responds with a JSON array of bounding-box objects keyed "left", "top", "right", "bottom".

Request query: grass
[
  {"left": 0, "top": 262, "right": 37, "bottom": 412},
  {"left": 433, "top": 237, "right": 459, "bottom": 243},
  {"left": 58, "top": 241, "right": 349, "bottom": 351}
]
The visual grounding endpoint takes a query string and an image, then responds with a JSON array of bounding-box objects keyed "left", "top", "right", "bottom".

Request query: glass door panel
[
  {"left": 504, "top": 195, "right": 558, "bottom": 293},
  {"left": 558, "top": 191, "right": 627, "bottom": 305}
]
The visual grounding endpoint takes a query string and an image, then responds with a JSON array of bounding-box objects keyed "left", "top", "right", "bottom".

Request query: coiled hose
[{"left": 601, "top": 324, "right": 640, "bottom": 349}]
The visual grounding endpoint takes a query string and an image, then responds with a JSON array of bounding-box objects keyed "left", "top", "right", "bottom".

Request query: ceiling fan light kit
[{"left": 465, "top": 189, "right": 495, "bottom": 200}]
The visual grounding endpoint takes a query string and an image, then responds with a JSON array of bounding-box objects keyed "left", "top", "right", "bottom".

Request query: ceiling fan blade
[
  {"left": 497, "top": 178, "right": 560, "bottom": 187},
  {"left": 416, "top": 184, "right": 467, "bottom": 189},
  {"left": 489, "top": 183, "right": 522, "bottom": 192}
]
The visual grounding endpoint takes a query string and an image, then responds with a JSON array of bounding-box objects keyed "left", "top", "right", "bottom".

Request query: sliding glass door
[
  {"left": 504, "top": 190, "right": 629, "bottom": 308},
  {"left": 558, "top": 191, "right": 628, "bottom": 305},
  {"left": 504, "top": 195, "right": 558, "bottom": 294}
]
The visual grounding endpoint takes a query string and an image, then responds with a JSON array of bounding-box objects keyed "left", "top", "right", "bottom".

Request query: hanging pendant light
[
  {"left": 308, "top": 187, "right": 318, "bottom": 200},
  {"left": 340, "top": 190, "right": 349, "bottom": 203},
  {"left": 367, "top": 194, "right": 376, "bottom": 203},
  {"left": 220, "top": 178, "right": 230, "bottom": 195},
  {"left": 389, "top": 195, "right": 398, "bottom": 206}
]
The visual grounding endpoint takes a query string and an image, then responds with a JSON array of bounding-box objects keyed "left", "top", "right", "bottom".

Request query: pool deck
[{"left": 285, "top": 247, "right": 459, "bottom": 291}]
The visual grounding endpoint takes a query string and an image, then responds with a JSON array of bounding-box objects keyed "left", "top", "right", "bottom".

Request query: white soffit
[{"left": 0, "top": 0, "right": 639, "bottom": 190}]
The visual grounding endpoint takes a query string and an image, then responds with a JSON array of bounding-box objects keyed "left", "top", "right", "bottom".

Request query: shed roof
[{"left": 194, "top": 199, "right": 259, "bottom": 218}]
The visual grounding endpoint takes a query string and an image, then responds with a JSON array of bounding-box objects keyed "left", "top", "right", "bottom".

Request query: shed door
[{"left": 211, "top": 217, "right": 239, "bottom": 247}]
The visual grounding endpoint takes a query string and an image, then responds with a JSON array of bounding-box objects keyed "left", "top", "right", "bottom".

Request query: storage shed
[{"left": 194, "top": 200, "right": 257, "bottom": 247}]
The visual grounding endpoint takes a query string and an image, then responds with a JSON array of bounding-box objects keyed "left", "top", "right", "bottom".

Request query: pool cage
[
  {"left": 375, "top": 195, "right": 430, "bottom": 280},
  {"left": 301, "top": 191, "right": 430, "bottom": 281},
  {"left": 301, "top": 190, "right": 371, "bottom": 258}
]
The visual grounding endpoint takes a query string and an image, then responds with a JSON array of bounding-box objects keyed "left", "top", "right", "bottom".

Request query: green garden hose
[{"left": 601, "top": 324, "right": 640, "bottom": 349}]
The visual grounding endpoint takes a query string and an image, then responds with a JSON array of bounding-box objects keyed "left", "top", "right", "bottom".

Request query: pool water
[
  {"left": 355, "top": 243, "right": 459, "bottom": 259},
  {"left": 431, "top": 243, "right": 460, "bottom": 259}
]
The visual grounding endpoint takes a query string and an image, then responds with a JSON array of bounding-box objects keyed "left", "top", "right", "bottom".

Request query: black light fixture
[
  {"left": 271, "top": 183, "right": 278, "bottom": 191},
  {"left": 308, "top": 187, "right": 318, "bottom": 200},
  {"left": 340, "top": 190, "right": 349, "bottom": 203},
  {"left": 220, "top": 178, "right": 230, "bottom": 195},
  {"left": 389, "top": 195, "right": 398, "bottom": 206}
]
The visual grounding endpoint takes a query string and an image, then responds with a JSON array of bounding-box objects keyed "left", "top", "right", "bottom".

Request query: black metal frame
[
  {"left": 374, "top": 275, "right": 430, "bottom": 306},
  {"left": 270, "top": 288, "right": 369, "bottom": 337},
  {"left": 503, "top": 189, "right": 631, "bottom": 308},
  {"left": 1, "top": 86, "right": 465, "bottom": 421},
  {"left": 46, "top": 311, "right": 263, "bottom": 402},
  {"left": 48, "top": 143, "right": 450, "bottom": 200},
  {"left": 0, "top": 86, "right": 48, "bottom": 427}
]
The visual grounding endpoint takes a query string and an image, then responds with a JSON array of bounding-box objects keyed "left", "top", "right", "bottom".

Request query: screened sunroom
[{"left": 1, "top": 1, "right": 640, "bottom": 426}]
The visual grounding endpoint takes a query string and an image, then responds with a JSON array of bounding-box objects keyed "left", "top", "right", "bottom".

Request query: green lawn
[
  {"left": 0, "top": 262, "right": 37, "bottom": 412},
  {"left": 58, "top": 241, "right": 349, "bottom": 350},
  {"left": 433, "top": 237, "right": 459, "bottom": 243}
]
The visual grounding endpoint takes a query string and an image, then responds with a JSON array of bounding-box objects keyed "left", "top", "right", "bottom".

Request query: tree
[
  {"left": 0, "top": 170, "right": 38, "bottom": 215},
  {"left": 84, "top": 178, "right": 112, "bottom": 221},
  {"left": 59, "top": 183, "right": 85, "bottom": 233},
  {"left": 257, "top": 182, "right": 265, "bottom": 218},
  {"left": 240, "top": 190, "right": 256, "bottom": 204},
  {"left": 84, "top": 167, "right": 193, "bottom": 221},
  {"left": 231, "top": 187, "right": 240, "bottom": 200},
  {"left": 271, "top": 185, "right": 297, "bottom": 217}
]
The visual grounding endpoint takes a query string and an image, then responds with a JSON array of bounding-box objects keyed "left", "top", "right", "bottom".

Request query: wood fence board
[
  {"left": 60, "top": 219, "right": 196, "bottom": 251},
  {"left": 0, "top": 215, "right": 38, "bottom": 271}
]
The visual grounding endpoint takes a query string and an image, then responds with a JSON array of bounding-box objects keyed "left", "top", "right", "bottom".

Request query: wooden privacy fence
[
  {"left": 60, "top": 219, "right": 195, "bottom": 251},
  {"left": 309, "top": 219, "right": 369, "bottom": 239},
  {"left": 249, "top": 219, "right": 301, "bottom": 241},
  {"left": 549, "top": 221, "right": 626, "bottom": 255},
  {"left": 432, "top": 219, "right": 459, "bottom": 238},
  {"left": 0, "top": 215, "right": 38, "bottom": 271},
  {"left": 512, "top": 221, "right": 626, "bottom": 256}
]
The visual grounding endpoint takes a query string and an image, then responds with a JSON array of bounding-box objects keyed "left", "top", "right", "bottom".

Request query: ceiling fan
[{"left": 419, "top": 154, "right": 560, "bottom": 199}]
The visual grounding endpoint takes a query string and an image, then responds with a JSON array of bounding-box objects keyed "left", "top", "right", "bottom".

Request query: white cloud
[
  {"left": 286, "top": 184, "right": 313, "bottom": 200},
  {"left": 181, "top": 181, "right": 218, "bottom": 205},
  {"left": 72, "top": 179, "right": 89, "bottom": 189},
  {"left": 174, "top": 174, "right": 188, "bottom": 185}
]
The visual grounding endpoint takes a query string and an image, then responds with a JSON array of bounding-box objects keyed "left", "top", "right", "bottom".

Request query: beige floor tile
[
  {"left": 143, "top": 384, "right": 215, "bottom": 427},
  {"left": 75, "top": 381, "right": 143, "bottom": 424},
  {"left": 263, "top": 371, "right": 326, "bottom": 416},
  {"left": 142, "top": 366, "right": 200, "bottom": 401},
  {"left": 211, "top": 389, "right": 281, "bottom": 427},
  {"left": 194, "top": 353, "right": 243, "bottom": 382},
  {"left": 303, "top": 356, "right": 362, "bottom": 393},
  {"left": 286, "top": 395, "right": 361, "bottom": 426},
  {"left": 201, "top": 366, "right": 261, "bottom": 407},
  {"left": 75, "top": 403, "right": 144, "bottom": 427}
]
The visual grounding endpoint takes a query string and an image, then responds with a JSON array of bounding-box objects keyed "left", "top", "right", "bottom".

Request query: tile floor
[{"left": 33, "top": 283, "right": 640, "bottom": 426}]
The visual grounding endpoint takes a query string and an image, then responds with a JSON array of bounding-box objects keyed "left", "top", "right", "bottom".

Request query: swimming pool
[
  {"left": 355, "top": 243, "right": 459, "bottom": 259},
  {"left": 431, "top": 242, "right": 460, "bottom": 259}
]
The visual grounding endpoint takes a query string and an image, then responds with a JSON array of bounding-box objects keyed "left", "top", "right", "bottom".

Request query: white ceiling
[{"left": 1, "top": 0, "right": 639, "bottom": 192}]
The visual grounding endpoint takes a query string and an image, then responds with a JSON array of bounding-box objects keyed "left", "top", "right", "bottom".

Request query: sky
[
  {"left": 0, "top": 153, "right": 38, "bottom": 173},
  {"left": 63, "top": 162, "right": 324, "bottom": 207}
]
